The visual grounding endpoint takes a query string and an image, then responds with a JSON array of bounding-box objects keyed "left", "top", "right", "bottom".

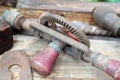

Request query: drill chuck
[
  {"left": 93, "top": 7, "right": 120, "bottom": 37},
  {"left": 2, "top": 10, "right": 25, "bottom": 30}
]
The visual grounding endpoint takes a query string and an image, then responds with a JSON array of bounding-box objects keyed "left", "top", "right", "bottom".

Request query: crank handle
[
  {"left": 31, "top": 39, "right": 65, "bottom": 75},
  {"left": 89, "top": 52, "right": 120, "bottom": 80}
]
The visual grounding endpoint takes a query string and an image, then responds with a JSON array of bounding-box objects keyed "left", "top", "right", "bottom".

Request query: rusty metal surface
[{"left": 0, "top": 50, "right": 32, "bottom": 80}]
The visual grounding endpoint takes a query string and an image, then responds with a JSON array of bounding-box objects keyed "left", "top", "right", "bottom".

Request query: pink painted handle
[
  {"left": 30, "top": 46, "right": 59, "bottom": 75},
  {"left": 106, "top": 59, "right": 120, "bottom": 80}
]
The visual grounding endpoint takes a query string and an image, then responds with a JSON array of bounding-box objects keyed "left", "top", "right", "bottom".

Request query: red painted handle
[
  {"left": 106, "top": 59, "right": 120, "bottom": 80},
  {"left": 30, "top": 46, "right": 59, "bottom": 75}
]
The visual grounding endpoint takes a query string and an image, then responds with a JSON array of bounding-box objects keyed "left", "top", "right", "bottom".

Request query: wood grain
[
  {"left": 1, "top": 1, "right": 120, "bottom": 79},
  {"left": 17, "top": 0, "right": 120, "bottom": 13},
  {"left": 8, "top": 35, "right": 120, "bottom": 80}
]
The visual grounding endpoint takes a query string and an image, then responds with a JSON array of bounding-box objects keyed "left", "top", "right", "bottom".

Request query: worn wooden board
[
  {"left": 0, "top": 6, "right": 95, "bottom": 25},
  {"left": 8, "top": 34, "right": 120, "bottom": 80},
  {"left": 11, "top": 35, "right": 96, "bottom": 80},
  {"left": 17, "top": 0, "right": 120, "bottom": 13}
]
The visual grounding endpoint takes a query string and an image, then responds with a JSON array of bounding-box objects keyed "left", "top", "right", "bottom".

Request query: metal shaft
[{"left": 72, "top": 21, "right": 113, "bottom": 36}]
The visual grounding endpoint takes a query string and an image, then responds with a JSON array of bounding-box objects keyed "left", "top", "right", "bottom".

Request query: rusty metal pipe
[{"left": 93, "top": 7, "right": 120, "bottom": 37}]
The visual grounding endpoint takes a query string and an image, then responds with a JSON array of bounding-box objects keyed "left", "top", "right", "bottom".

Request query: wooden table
[
  {"left": 17, "top": 0, "right": 120, "bottom": 13},
  {"left": 0, "top": 1, "right": 120, "bottom": 79},
  {"left": 9, "top": 34, "right": 120, "bottom": 80}
]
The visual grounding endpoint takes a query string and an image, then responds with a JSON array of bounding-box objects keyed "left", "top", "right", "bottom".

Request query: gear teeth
[
  {"left": 39, "top": 12, "right": 90, "bottom": 47},
  {"left": 75, "top": 32, "right": 79, "bottom": 35},
  {"left": 76, "top": 33, "right": 80, "bottom": 36},
  {"left": 68, "top": 26, "right": 71, "bottom": 30},
  {"left": 65, "top": 24, "right": 69, "bottom": 28},
  {"left": 58, "top": 20, "right": 60, "bottom": 23},
  {"left": 63, "top": 23, "right": 66, "bottom": 26},
  {"left": 61, "top": 21, "right": 64, "bottom": 25},
  {"left": 70, "top": 28, "right": 74, "bottom": 32},
  {"left": 71, "top": 30, "right": 76, "bottom": 33}
]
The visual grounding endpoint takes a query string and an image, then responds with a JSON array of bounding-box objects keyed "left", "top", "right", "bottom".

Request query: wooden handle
[
  {"left": 91, "top": 52, "right": 120, "bottom": 80},
  {"left": 106, "top": 59, "right": 120, "bottom": 80},
  {"left": 30, "top": 46, "right": 59, "bottom": 75}
]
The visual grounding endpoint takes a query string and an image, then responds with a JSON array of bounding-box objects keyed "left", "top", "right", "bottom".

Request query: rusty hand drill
[
  {"left": 38, "top": 12, "right": 120, "bottom": 79},
  {"left": 2, "top": 10, "right": 90, "bottom": 75},
  {"left": 2, "top": 10, "right": 120, "bottom": 80},
  {"left": 1, "top": 10, "right": 65, "bottom": 75},
  {"left": 93, "top": 7, "right": 120, "bottom": 37}
]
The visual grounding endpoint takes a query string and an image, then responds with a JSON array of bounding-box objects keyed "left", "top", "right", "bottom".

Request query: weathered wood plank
[
  {"left": 0, "top": 6, "right": 94, "bottom": 24},
  {"left": 11, "top": 35, "right": 97, "bottom": 80},
  {"left": 9, "top": 35, "right": 120, "bottom": 80},
  {"left": 90, "top": 36, "right": 120, "bottom": 60},
  {"left": 17, "top": 0, "right": 120, "bottom": 13}
]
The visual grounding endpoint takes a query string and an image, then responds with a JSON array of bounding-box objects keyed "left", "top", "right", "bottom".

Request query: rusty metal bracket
[{"left": 0, "top": 50, "right": 32, "bottom": 80}]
